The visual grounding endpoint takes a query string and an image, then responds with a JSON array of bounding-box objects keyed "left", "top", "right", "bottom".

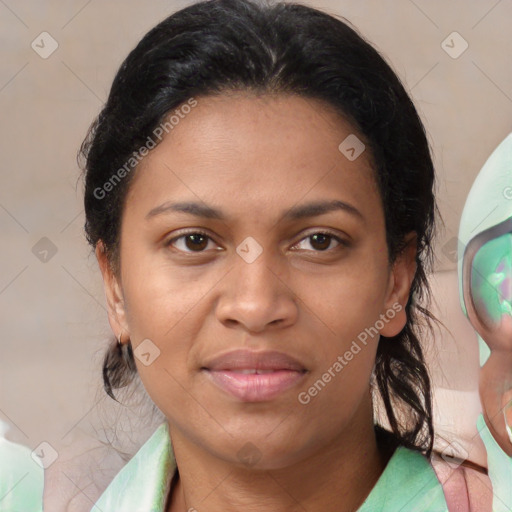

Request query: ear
[
  {"left": 95, "top": 241, "right": 130, "bottom": 343},
  {"left": 379, "top": 232, "right": 417, "bottom": 337}
]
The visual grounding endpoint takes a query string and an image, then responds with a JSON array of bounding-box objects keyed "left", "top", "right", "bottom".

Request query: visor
[{"left": 462, "top": 216, "right": 512, "bottom": 339}]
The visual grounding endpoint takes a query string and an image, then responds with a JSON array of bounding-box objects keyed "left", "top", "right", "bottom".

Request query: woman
[{"left": 78, "top": 0, "right": 497, "bottom": 509}]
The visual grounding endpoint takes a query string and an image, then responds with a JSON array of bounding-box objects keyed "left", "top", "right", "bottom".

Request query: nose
[{"left": 215, "top": 248, "right": 299, "bottom": 333}]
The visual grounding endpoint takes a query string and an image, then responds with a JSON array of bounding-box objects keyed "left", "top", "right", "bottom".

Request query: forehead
[{"left": 125, "top": 92, "right": 380, "bottom": 223}]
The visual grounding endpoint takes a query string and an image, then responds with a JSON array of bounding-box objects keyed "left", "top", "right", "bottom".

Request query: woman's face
[{"left": 97, "top": 92, "right": 415, "bottom": 469}]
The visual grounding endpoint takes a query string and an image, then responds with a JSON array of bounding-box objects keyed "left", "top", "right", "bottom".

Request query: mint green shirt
[
  {"left": 0, "top": 422, "right": 44, "bottom": 512},
  {"left": 92, "top": 422, "right": 451, "bottom": 512}
]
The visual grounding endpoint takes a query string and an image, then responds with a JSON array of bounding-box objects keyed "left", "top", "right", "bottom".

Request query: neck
[{"left": 166, "top": 394, "right": 391, "bottom": 512}]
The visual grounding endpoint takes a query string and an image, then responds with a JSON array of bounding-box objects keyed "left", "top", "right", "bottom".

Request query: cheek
[
  {"left": 122, "top": 249, "right": 213, "bottom": 338},
  {"left": 294, "top": 255, "right": 389, "bottom": 343},
  {"left": 290, "top": 253, "right": 389, "bottom": 391},
  {"left": 120, "top": 256, "right": 217, "bottom": 392},
  {"left": 293, "top": 278, "right": 383, "bottom": 427}
]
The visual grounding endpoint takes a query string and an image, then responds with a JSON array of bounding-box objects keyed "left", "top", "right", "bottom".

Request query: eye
[
  {"left": 166, "top": 230, "right": 347, "bottom": 254},
  {"left": 166, "top": 230, "right": 219, "bottom": 253},
  {"left": 292, "top": 231, "right": 346, "bottom": 252}
]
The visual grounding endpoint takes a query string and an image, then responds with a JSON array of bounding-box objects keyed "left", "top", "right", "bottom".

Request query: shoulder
[
  {"left": 43, "top": 431, "right": 128, "bottom": 512},
  {"left": 374, "top": 425, "right": 494, "bottom": 512},
  {"left": 43, "top": 423, "right": 173, "bottom": 512},
  {"left": 431, "top": 451, "right": 493, "bottom": 512},
  {"left": 92, "top": 422, "right": 175, "bottom": 512}
]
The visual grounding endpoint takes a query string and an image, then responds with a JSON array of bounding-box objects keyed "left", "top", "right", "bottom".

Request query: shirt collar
[
  {"left": 357, "top": 445, "right": 448, "bottom": 511},
  {"left": 93, "top": 423, "right": 448, "bottom": 512},
  {"left": 92, "top": 422, "right": 176, "bottom": 512}
]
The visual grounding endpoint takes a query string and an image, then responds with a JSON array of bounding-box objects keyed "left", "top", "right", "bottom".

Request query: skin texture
[{"left": 96, "top": 92, "right": 417, "bottom": 512}]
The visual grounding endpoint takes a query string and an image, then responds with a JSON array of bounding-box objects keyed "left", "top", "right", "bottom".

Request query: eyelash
[{"left": 165, "top": 229, "right": 348, "bottom": 254}]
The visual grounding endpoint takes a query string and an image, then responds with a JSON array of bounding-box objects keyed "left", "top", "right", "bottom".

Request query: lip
[
  {"left": 202, "top": 349, "right": 308, "bottom": 402},
  {"left": 203, "top": 349, "right": 307, "bottom": 372}
]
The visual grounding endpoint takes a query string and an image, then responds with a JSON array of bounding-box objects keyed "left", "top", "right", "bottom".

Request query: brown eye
[
  {"left": 293, "top": 232, "right": 344, "bottom": 252},
  {"left": 184, "top": 233, "right": 209, "bottom": 251},
  {"left": 309, "top": 233, "right": 332, "bottom": 251},
  {"left": 167, "top": 231, "right": 216, "bottom": 253}
]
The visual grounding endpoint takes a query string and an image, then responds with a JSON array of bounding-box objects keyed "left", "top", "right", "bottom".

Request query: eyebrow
[{"left": 145, "top": 199, "right": 364, "bottom": 223}]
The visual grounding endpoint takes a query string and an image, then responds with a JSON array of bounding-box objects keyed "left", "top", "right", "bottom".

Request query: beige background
[{"left": 1, "top": 0, "right": 511, "bottom": 486}]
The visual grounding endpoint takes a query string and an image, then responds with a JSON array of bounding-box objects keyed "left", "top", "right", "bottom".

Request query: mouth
[{"left": 201, "top": 349, "right": 308, "bottom": 402}]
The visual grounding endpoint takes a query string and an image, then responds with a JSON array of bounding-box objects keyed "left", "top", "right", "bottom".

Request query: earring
[{"left": 117, "top": 331, "right": 123, "bottom": 346}]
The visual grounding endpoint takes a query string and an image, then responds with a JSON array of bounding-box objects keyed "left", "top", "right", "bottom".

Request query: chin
[{"left": 214, "top": 425, "right": 318, "bottom": 470}]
